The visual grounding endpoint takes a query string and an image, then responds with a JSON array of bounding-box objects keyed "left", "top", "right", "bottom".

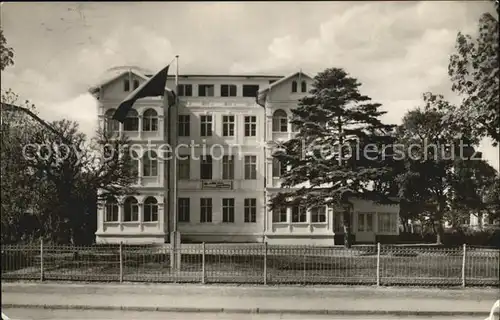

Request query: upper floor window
[
  {"left": 272, "top": 157, "right": 286, "bottom": 178},
  {"left": 178, "top": 84, "right": 193, "bottom": 97},
  {"left": 104, "top": 196, "right": 119, "bottom": 222},
  {"left": 291, "top": 81, "right": 297, "bottom": 93},
  {"left": 242, "top": 85, "right": 259, "bottom": 98},
  {"left": 178, "top": 198, "right": 190, "bottom": 222},
  {"left": 104, "top": 109, "right": 120, "bottom": 133},
  {"left": 178, "top": 115, "right": 190, "bottom": 136},
  {"left": 143, "top": 150, "right": 158, "bottom": 177},
  {"left": 133, "top": 79, "right": 140, "bottom": 90},
  {"left": 301, "top": 81, "right": 307, "bottom": 93},
  {"left": 244, "top": 116, "right": 257, "bottom": 137},
  {"left": 222, "top": 115, "right": 235, "bottom": 137},
  {"left": 128, "top": 150, "right": 139, "bottom": 177},
  {"left": 200, "top": 115, "right": 212, "bottom": 137},
  {"left": 123, "top": 196, "right": 139, "bottom": 222},
  {"left": 200, "top": 155, "right": 213, "bottom": 179},
  {"left": 178, "top": 157, "right": 190, "bottom": 180},
  {"left": 244, "top": 155, "right": 257, "bottom": 180},
  {"left": 143, "top": 197, "right": 158, "bottom": 222},
  {"left": 272, "top": 109, "right": 288, "bottom": 132},
  {"left": 221, "top": 84, "right": 237, "bottom": 97},
  {"left": 143, "top": 108, "right": 158, "bottom": 132},
  {"left": 199, "top": 84, "right": 215, "bottom": 97},
  {"left": 222, "top": 155, "right": 234, "bottom": 180},
  {"left": 123, "top": 109, "right": 139, "bottom": 132},
  {"left": 124, "top": 79, "right": 130, "bottom": 92}
]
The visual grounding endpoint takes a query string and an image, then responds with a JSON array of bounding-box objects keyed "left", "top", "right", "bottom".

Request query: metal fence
[{"left": 1, "top": 241, "right": 499, "bottom": 287}]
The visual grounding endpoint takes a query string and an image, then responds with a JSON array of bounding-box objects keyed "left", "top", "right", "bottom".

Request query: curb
[{"left": 1, "top": 304, "right": 491, "bottom": 317}]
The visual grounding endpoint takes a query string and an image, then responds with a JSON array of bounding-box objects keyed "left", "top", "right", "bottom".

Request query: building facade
[{"left": 90, "top": 67, "right": 400, "bottom": 245}]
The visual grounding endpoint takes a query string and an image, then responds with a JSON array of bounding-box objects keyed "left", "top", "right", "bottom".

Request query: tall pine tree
[{"left": 270, "top": 68, "right": 396, "bottom": 248}]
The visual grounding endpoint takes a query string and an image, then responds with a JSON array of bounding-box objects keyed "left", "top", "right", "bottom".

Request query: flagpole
[{"left": 171, "top": 55, "right": 180, "bottom": 270}]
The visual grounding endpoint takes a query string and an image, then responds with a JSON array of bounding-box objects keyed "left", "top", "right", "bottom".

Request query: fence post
[
  {"left": 40, "top": 239, "right": 44, "bottom": 282},
  {"left": 119, "top": 242, "right": 123, "bottom": 283},
  {"left": 376, "top": 243, "right": 381, "bottom": 286},
  {"left": 461, "top": 243, "right": 466, "bottom": 287},
  {"left": 201, "top": 242, "right": 206, "bottom": 284},
  {"left": 303, "top": 247, "right": 307, "bottom": 285},
  {"left": 263, "top": 242, "right": 267, "bottom": 285}
]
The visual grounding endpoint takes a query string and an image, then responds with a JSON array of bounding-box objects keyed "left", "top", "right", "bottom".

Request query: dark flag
[{"left": 113, "top": 64, "right": 171, "bottom": 123}]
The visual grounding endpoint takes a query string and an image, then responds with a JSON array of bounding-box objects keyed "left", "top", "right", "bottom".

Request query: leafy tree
[
  {"left": 447, "top": 2, "right": 499, "bottom": 145},
  {"left": 396, "top": 93, "right": 482, "bottom": 244},
  {"left": 0, "top": 28, "right": 14, "bottom": 71},
  {"left": 271, "top": 68, "right": 396, "bottom": 248}
]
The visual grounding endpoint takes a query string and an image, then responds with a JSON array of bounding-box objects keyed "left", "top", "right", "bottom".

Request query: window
[
  {"left": 200, "top": 115, "right": 212, "bottom": 137},
  {"left": 222, "top": 198, "right": 235, "bottom": 223},
  {"left": 178, "top": 158, "right": 190, "bottom": 180},
  {"left": 244, "top": 198, "right": 257, "bottom": 223},
  {"left": 200, "top": 155, "right": 212, "bottom": 179},
  {"left": 244, "top": 116, "right": 257, "bottom": 137},
  {"left": 272, "top": 158, "right": 286, "bottom": 177},
  {"left": 143, "top": 109, "right": 158, "bottom": 132},
  {"left": 144, "top": 197, "right": 158, "bottom": 222},
  {"left": 143, "top": 151, "right": 158, "bottom": 177},
  {"left": 133, "top": 79, "right": 140, "bottom": 90},
  {"left": 311, "top": 206, "right": 326, "bottom": 223},
  {"left": 124, "top": 196, "right": 139, "bottom": 222},
  {"left": 222, "top": 115, "right": 235, "bottom": 137},
  {"left": 242, "top": 85, "right": 259, "bottom": 97},
  {"left": 178, "top": 115, "right": 190, "bottom": 137},
  {"left": 378, "top": 212, "right": 396, "bottom": 233},
  {"left": 198, "top": 84, "right": 214, "bottom": 97},
  {"left": 178, "top": 84, "right": 193, "bottom": 97},
  {"left": 273, "top": 206, "right": 287, "bottom": 222},
  {"left": 222, "top": 155, "right": 234, "bottom": 180},
  {"left": 124, "top": 109, "right": 139, "bottom": 131},
  {"left": 221, "top": 84, "right": 237, "bottom": 97},
  {"left": 301, "top": 81, "right": 307, "bottom": 93},
  {"left": 358, "top": 212, "right": 374, "bottom": 232},
  {"left": 178, "top": 198, "right": 190, "bottom": 223},
  {"left": 291, "top": 81, "right": 297, "bottom": 93},
  {"left": 124, "top": 79, "right": 130, "bottom": 92},
  {"left": 291, "top": 116, "right": 300, "bottom": 132},
  {"left": 272, "top": 109, "right": 288, "bottom": 132},
  {"left": 128, "top": 150, "right": 139, "bottom": 177},
  {"left": 200, "top": 198, "right": 212, "bottom": 223},
  {"left": 292, "top": 205, "right": 307, "bottom": 223},
  {"left": 104, "top": 196, "right": 119, "bottom": 222},
  {"left": 244, "top": 155, "right": 257, "bottom": 180},
  {"left": 104, "top": 109, "right": 120, "bottom": 133}
]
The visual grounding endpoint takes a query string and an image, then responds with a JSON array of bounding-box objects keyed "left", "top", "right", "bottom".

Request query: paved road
[{"left": 0, "top": 309, "right": 479, "bottom": 320}]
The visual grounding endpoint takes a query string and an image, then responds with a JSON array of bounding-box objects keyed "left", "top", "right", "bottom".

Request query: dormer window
[
  {"left": 124, "top": 79, "right": 130, "bottom": 92},
  {"left": 133, "top": 79, "right": 140, "bottom": 90},
  {"left": 301, "top": 81, "right": 307, "bottom": 93},
  {"left": 291, "top": 81, "right": 297, "bottom": 93}
]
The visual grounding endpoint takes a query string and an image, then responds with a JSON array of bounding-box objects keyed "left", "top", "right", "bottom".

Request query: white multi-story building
[{"left": 90, "top": 67, "right": 400, "bottom": 245}]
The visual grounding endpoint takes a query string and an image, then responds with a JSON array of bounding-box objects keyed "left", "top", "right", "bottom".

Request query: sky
[{"left": 1, "top": 1, "right": 498, "bottom": 170}]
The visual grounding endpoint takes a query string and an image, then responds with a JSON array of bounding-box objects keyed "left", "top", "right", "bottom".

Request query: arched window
[
  {"left": 144, "top": 197, "right": 158, "bottom": 222},
  {"left": 124, "top": 196, "right": 139, "bottom": 222},
  {"left": 301, "top": 81, "right": 307, "bottom": 93},
  {"left": 104, "top": 109, "right": 119, "bottom": 133},
  {"left": 123, "top": 109, "right": 139, "bottom": 131},
  {"left": 272, "top": 109, "right": 288, "bottom": 132},
  {"left": 291, "top": 81, "right": 297, "bottom": 93},
  {"left": 143, "top": 108, "right": 158, "bottom": 132},
  {"left": 104, "top": 196, "right": 119, "bottom": 222},
  {"left": 143, "top": 150, "right": 158, "bottom": 177}
]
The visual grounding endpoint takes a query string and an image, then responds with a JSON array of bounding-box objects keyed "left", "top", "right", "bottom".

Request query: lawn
[{"left": 1, "top": 245, "right": 498, "bottom": 287}]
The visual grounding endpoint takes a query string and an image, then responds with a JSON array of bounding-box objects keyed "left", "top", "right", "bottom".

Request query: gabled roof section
[
  {"left": 88, "top": 69, "right": 149, "bottom": 95},
  {"left": 256, "top": 70, "right": 313, "bottom": 106}
]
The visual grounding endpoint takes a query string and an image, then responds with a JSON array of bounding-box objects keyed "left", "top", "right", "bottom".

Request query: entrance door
[{"left": 357, "top": 212, "right": 375, "bottom": 243}]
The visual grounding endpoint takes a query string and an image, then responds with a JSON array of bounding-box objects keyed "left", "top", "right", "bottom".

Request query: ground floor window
[
  {"left": 178, "top": 198, "right": 190, "bottom": 222},
  {"left": 143, "top": 197, "right": 158, "bottom": 222},
  {"left": 291, "top": 205, "right": 307, "bottom": 223},
  {"left": 244, "top": 198, "right": 257, "bottom": 223},
  {"left": 358, "top": 212, "right": 374, "bottom": 232},
  {"left": 200, "top": 198, "right": 213, "bottom": 223},
  {"left": 310, "top": 206, "right": 326, "bottom": 223},
  {"left": 378, "top": 212, "right": 397, "bottom": 232},
  {"left": 273, "top": 206, "right": 287, "bottom": 222},
  {"left": 105, "top": 197, "right": 119, "bottom": 222},
  {"left": 222, "top": 198, "right": 235, "bottom": 223}
]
